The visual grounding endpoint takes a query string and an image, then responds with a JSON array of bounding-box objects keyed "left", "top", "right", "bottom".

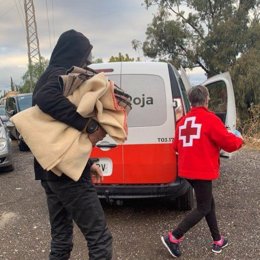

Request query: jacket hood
[{"left": 49, "top": 29, "right": 93, "bottom": 69}]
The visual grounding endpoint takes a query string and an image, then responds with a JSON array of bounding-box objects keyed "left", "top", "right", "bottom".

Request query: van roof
[
  {"left": 16, "top": 93, "right": 32, "bottom": 96},
  {"left": 4, "top": 91, "right": 19, "bottom": 98}
]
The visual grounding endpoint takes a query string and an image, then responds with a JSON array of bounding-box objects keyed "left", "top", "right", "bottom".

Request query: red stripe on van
[{"left": 91, "top": 143, "right": 177, "bottom": 184}]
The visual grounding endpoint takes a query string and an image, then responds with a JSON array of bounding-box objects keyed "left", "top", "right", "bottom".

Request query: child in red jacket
[{"left": 161, "top": 85, "right": 243, "bottom": 258}]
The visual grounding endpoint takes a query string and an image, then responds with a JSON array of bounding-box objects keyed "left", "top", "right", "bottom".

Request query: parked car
[
  {"left": 5, "top": 93, "right": 32, "bottom": 151},
  {"left": 0, "top": 117, "right": 13, "bottom": 172},
  {"left": 0, "top": 105, "right": 9, "bottom": 123}
]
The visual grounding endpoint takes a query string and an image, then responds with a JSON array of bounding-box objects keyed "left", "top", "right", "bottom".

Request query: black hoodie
[{"left": 33, "top": 29, "right": 93, "bottom": 180}]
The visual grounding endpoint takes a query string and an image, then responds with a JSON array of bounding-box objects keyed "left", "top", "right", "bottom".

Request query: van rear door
[
  {"left": 180, "top": 67, "right": 192, "bottom": 92},
  {"left": 90, "top": 62, "right": 178, "bottom": 184},
  {"left": 89, "top": 63, "right": 124, "bottom": 184},
  {"left": 202, "top": 72, "right": 236, "bottom": 131},
  {"left": 120, "top": 62, "right": 177, "bottom": 184},
  {"left": 201, "top": 72, "right": 236, "bottom": 157}
]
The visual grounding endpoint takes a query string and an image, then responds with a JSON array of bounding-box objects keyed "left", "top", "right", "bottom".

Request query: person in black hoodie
[{"left": 33, "top": 30, "right": 112, "bottom": 260}]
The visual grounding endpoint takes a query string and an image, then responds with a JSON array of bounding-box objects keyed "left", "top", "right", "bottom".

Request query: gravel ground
[{"left": 0, "top": 144, "right": 259, "bottom": 260}]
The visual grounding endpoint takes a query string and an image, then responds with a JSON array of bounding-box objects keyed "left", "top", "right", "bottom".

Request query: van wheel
[{"left": 173, "top": 186, "right": 194, "bottom": 211}]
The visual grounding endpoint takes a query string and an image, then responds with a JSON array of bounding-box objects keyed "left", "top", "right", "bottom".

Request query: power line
[
  {"left": 45, "top": 0, "right": 52, "bottom": 49},
  {"left": 0, "top": 2, "right": 15, "bottom": 18},
  {"left": 51, "top": 0, "right": 55, "bottom": 44},
  {"left": 14, "top": 0, "right": 26, "bottom": 29}
]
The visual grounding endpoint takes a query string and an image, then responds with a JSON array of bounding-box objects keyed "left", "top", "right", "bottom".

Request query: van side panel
[{"left": 121, "top": 63, "right": 177, "bottom": 184}]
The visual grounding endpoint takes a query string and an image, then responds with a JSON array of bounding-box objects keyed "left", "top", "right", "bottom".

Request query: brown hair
[{"left": 188, "top": 85, "right": 209, "bottom": 107}]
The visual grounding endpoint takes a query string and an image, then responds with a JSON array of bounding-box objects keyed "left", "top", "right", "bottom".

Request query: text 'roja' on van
[{"left": 89, "top": 62, "right": 236, "bottom": 210}]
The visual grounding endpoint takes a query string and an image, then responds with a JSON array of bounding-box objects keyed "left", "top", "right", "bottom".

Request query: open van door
[
  {"left": 180, "top": 67, "right": 192, "bottom": 92},
  {"left": 201, "top": 72, "right": 236, "bottom": 157}
]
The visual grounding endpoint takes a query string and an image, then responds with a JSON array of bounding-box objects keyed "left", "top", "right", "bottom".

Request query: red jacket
[{"left": 173, "top": 107, "right": 243, "bottom": 180}]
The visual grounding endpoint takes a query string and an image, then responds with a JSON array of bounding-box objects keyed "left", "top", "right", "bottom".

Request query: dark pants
[
  {"left": 172, "top": 180, "right": 221, "bottom": 241},
  {"left": 41, "top": 177, "right": 112, "bottom": 260}
]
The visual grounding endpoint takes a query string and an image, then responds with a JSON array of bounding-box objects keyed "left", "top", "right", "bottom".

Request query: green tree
[
  {"left": 230, "top": 19, "right": 260, "bottom": 121},
  {"left": 131, "top": 39, "right": 143, "bottom": 60},
  {"left": 141, "top": 0, "right": 259, "bottom": 75},
  {"left": 92, "top": 58, "right": 103, "bottom": 63},
  {"left": 139, "top": 0, "right": 260, "bottom": 122},
  {"left": 109, "top": 52, "right": 135, "bottom": 62},
  {"left": 20, "top": 56, "right": 49, "bottom": 93},
  {"left": 10, "top": 77, "right": 16, "bottom": 91}
]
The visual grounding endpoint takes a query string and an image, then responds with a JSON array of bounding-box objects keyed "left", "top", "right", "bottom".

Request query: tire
[
  {"left": 1, "top": 164, "right": 14, "bottom": 172},
  {"left": 172, "top": 186, "right": 194, "bottom": 211},
  {"left": 18, "top": 138, "right": 30, "bottom": 152},
  {"left": 9, "top": 133, "right": 16, "bottom": 140}
]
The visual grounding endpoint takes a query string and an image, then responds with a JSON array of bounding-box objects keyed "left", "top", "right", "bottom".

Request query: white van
[{"left": 89, "top": 62, "right": 236, "bottom": 210}]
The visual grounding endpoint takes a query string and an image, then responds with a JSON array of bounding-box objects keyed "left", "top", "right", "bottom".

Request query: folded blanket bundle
[{"left": 11, "top": 67, "right": 132, "bottom": 181}]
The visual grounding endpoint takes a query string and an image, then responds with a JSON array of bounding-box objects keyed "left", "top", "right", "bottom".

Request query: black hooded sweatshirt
[{"left": 33, "top": 29, "right": 93, "bottom": 181}]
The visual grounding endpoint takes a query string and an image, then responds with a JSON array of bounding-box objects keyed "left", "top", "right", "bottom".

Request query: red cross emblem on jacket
[{"left": 179, "top": 116, "right": 202, "bottom": 147}]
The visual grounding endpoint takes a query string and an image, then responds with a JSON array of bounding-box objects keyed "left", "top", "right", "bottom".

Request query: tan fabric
[
  {"left": 11, "top": 72, "right": 128, "bottom": 181},
  {"left": 61, "top": 66, "right": 89, "bottom": 97}
]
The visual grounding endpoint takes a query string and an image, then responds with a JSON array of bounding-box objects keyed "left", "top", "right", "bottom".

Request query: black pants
[
  {"left": 172, "top": 180, "right": 221, "bottom": 241},
  {"left": 41, "top": 178, "right": 112, "bottom": 260}
]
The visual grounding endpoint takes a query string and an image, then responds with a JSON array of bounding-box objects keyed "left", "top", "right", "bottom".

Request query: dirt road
[{"left": 0, "top": 144, "right": 259, "bottom": 259}]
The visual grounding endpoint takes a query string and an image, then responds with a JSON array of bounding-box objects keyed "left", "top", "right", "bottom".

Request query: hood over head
[{"left": 49, "top": 29, "right": 93, "bottom": 69}]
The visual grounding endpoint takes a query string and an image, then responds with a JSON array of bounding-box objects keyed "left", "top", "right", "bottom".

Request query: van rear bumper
[{"left": 95, "top": 178, "right": 189, "bottom": 199}]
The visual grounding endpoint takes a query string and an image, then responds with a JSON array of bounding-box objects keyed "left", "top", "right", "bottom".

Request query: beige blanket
[{"left": 11, "top": 72, "right": 129, "bottom": 181}]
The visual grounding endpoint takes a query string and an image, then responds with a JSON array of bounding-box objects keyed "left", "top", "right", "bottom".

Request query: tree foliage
[
  {"left": 142, "top": 0, "right": 260, "bottom": 75},
  {"left": 10, "top": 77, "right": 18, "bottom": 91},
  {"left": 92, "top": 57, "right": 103, "bottom": 63},
  {"left": 109, "top": 53, "right": 135, "bottom": 62},
  {"left": 230, "top": 18, "right": 260, "bottom": 121},
  {"left": 141, "top": 0, "right": 260, "bottom": 121},
  {"left": 19, "top": 56, "right": 49, "bottom": 93}
]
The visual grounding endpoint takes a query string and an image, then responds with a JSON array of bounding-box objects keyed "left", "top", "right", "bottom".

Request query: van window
[
  {"left": 206, "top": 81, "right": 227, "bottom": 123},
  {"left": 178, "top": 77, "right": 190, "bottom": 112},
  {"left": 168, "top": 64, "right": 190, "bottom": 121},
  {"left": 107, "top": 75, "right": 120, "bottom": 87},
  {"left": 121, "top": 74, "right": 167, "bottom": 127}
]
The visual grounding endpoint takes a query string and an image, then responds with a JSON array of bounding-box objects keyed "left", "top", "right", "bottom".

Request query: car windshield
[{"left": 17, "top": 95, "right": 32, "bottom": 111}]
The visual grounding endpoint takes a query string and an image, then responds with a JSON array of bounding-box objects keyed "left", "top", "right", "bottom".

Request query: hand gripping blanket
[{"left": 11, "top": 66, "right": 132, "bottom": 181}]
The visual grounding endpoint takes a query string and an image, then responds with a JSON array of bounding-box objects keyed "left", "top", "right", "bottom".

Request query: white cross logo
[{"left": 179, "top": 117, "right": 202, "bottom": 147}]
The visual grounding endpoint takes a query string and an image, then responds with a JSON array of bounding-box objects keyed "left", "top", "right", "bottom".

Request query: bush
[{"left": 238, "top": 104, "right": 260, "bottom": 148}]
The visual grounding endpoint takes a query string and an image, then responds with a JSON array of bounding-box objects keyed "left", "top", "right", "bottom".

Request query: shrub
[{"left": 238, "top": 104, "right": 260, "bottom": 149}]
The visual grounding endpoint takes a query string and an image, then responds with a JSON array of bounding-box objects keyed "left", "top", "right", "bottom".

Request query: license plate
[{"left": 95, "top": 158, "right": 113, "bottom": 176}]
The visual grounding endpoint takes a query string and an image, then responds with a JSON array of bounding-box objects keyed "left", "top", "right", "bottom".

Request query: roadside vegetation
[{"left": 239, "top": 104, "right": 260, "bottom": 149}]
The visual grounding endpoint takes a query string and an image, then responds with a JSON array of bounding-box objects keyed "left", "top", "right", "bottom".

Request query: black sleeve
[{"left": 34, "top": 67, "right": 88, "bottom": 131}]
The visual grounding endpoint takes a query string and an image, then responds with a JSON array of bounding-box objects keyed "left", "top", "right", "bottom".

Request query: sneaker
[
  {"left": 161, "top": 232, "right": 183, "bottom": 258},
  {"left": 212, "top": 236, "right": 229, "bottom": 253}
]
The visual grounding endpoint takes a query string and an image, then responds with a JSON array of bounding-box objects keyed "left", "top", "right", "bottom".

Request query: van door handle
[{"left": 96, "top": 143, "right": 117, "bottom": 148}]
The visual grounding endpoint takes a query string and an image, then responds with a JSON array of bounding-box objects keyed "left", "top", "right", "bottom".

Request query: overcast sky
[{"left": 0, "top": 0, "right": 206, "bottom": 92}]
